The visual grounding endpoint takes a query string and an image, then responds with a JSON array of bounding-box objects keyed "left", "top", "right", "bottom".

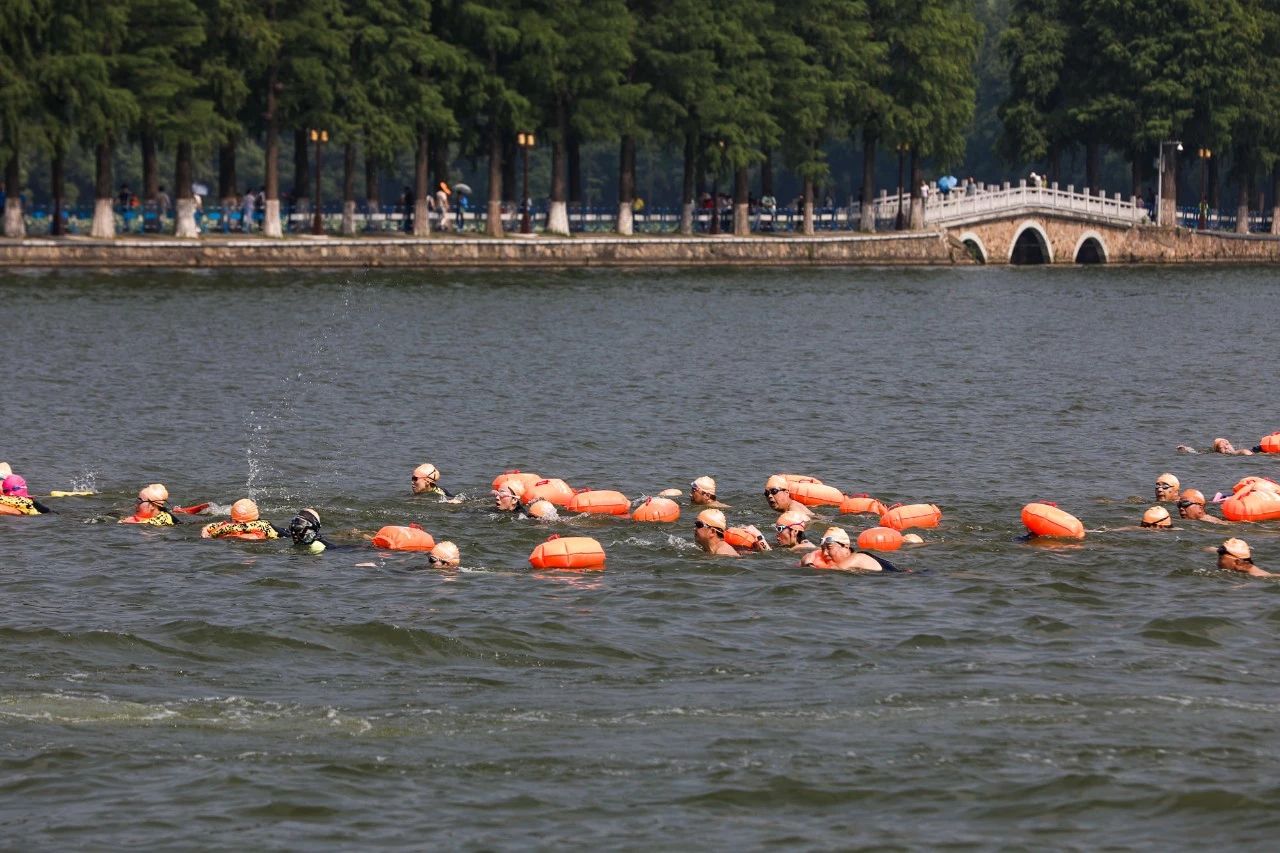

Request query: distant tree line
[
  {"left": 1001, "top": 0, "right": 1280, "bottom": 228},
  {"left": 0, "top": 0, "right": 986, "bottom": 238}
]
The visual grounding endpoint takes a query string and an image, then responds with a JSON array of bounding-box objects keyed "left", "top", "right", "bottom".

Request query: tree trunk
[
  {"left": 547, "top": 97, "right": 569, "bottom": 235},
  {"left": 487, "top": 125, "right": 503, "bottom": 237},
  {"left": 860, "top": 128, "right": 877, "bottom": 232},
  {"left": 1047, "top": 144, "right": 1061, "bottom": 186},
  {"left": 342, "top": 142, "right": 356, "bottom": 236},
  {"left": 1208, "top": 155, "right": 1220, "bottom": 211},
  {"left": 1130, "top": 150, "right": 1143, "bottom": 199},
  {"left": 174, "top": 140, "right": 199, "bottom": 237},
  {"left": 802, "top": 175, "right": 815, "bottom": 236},
  {"left": 733, "top": 166, "right": 750, "bottom": 235},
  {"left": 908, "top": 149, "right": 924, "bottom": 229},
  {"left": 1236, "top": 178, "right": 1250, "bottom": 234},
  {"left": 414, "top": 130, "right": 430, "bottom": 236},
  {"left": 617, "top": 134, "right": 635, "bottom": 235},
  {"left": 1272, "top": 164, "right": 1280, "bottom": 235},
  {"left": 263, "top": 76, "right": 282, "bottom": 237},
  {"left": 141, "top": 130, "right": 159, "bottom": 201},
  {"left": 680, "top": 131, "right": 695, "bottom": 235},
  {"left": 3, "top": 147, "right": 23, "bottom": 238},
  {"left": 365, "top": 154, "right": 378, "bottom": 209},
  {"left": 1159, "top": 147, "right": 1177, "bottom": 227},
  {"left": 91, "top": 139, "right": 115, "bottom": 238},
  {"left": 1085, "top": 140, "right": 1101, "bottom": 194},
  {"left": 502, "top": 135, "right": 517, "bottom": 206},
  {"left": 219, "top": 137, "right": 238, "bottom": 206},
  {"left": 50, "top": 144, "right": 65, "bottom": 236},
  {"left": 293, "top": 128, "right": 310, "bottom": 204},
  {"left": 761, "top": 149, "right": 773, "bottom": 197}
]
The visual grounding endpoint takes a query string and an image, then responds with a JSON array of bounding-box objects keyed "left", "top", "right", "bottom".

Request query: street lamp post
[
  {"left": 895, "top": 143, "right": 909, "bottom": 231},
  {"left": 517, "top": 131, "right": 535, "bottom": 234},
  {"left": 310, "top": 128, "right": 328, "bottom": 235},
  {"left": 1155, "top": 139, "right": 1182, "bottom": 227},
  {"left": 1198, "top": 147, "right": 1212, "bottom": 230}
]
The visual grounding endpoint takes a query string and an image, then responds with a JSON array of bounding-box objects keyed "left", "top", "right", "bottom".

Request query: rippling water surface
[{"left": 3, "top": 265, "right": 1280, "bottom": 848}]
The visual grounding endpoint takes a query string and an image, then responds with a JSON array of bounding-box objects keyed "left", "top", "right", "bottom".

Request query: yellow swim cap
[
  {"left": 820, "top": 526, "right": 850, "bottom": 547},
  {"left": 775, "top": 510, "right": 809, "bottom": 530},
  {"left": 527, "top": 499, "right": 558, "bottom": 519},
  {"left": 413, "top": 463, "right": 440, "bottom": 483},
  {"left": 231, "top": 498, "right": 259, "bottom": 523},
  {"left": 691, "top": 476, "right": 717, "bottom": 494},
  {"left": 1221, "top": 538, "right": 1251, "bottom": 560},
  {"left": 139, "top": 483, "right": 169, "bottom": 503},
  {"left": 429, "top": 541, "right": 460, "bottom": 567},
  {"left": 1142, "top": 506, "right": 1171, "bottom": 526},
  {"left": 1156, "top": 473, "right": 1180, "bottom": 489},
  {"left": 696, "top": 509, "right": 727, "bottom": 532}
]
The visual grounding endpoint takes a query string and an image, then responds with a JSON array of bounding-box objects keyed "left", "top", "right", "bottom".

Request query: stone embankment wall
[{"left": 0, "top": 233, "right": 963, "bottom": 269}]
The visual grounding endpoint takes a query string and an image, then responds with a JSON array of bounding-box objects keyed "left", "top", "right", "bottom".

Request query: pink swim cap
[{"left": 2, "top": 474, "right": 29, "bottom": 497}]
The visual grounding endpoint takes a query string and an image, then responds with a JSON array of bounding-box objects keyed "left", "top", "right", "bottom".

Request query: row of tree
[
  {"left": 0, "top": 0, "right": 982, "bottom": 238},
  {"left": 1000, "top": 0, "right": 1280, "bottom": 230}
]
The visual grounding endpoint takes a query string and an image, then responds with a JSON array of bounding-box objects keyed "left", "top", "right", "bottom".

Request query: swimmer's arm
[{"left": 33, "top": 500, "right": 55, "bottom": 514}]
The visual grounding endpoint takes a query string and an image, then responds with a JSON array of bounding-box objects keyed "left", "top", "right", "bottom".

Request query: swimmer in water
[
  {"left": 119, "top": 483, "right": 177, "bottom": 525},
  {"left": 774, "top": 510, "right": 817, "bottom": 551},
  {"left": 1154, "top": 473, "right": 1180, "bottom": 503},
  {"left": 493, "top": 481, "right": 558, "bottom": 519},
  {"left": 411, "top": 463, "right": 461, "bottom": 503},
  {"left": 762, "top": 475, "right": 812, "bottom": 518},
  {"left": 1177, "top": 489, "right": 1228, "bottom": 525},
  {"left": 427, "top": 541, "right": 460, "bottom": 568},
  {"left": 1214, "top": 438, "right": 1253, "bottom": 456},
  {"left": 801, "top": 526, "right": 895, "bottom": 572},
  {"left": 1217, "top": 538, "right": 1273, "bottom": 578},
  {"left": 694, "top": 508, "right": 738, "bottom": 557},
  {"left": 690, "top": 476, "right": 729, "bottom": 508},
  {"left": 287, "top": 508, "right": 332, "bottom": 553},
  {"left": 1139, "top": 506, "right": 1175, "bottom": 529},
  {"left": 0, "top": 475, "right": 55, "bottom": 515},
  {"left": 201, "top": 498, "right": 279, "bottom": 540}
]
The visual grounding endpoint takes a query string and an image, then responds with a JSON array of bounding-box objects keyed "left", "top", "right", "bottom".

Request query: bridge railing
[{"left": 907, "top": 181, "right": 1148, "bottom": 227}]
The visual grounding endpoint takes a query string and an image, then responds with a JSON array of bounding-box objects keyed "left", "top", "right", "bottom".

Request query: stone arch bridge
[{"left": 907, "top": 182, "right": 1280, "bottom": 265}]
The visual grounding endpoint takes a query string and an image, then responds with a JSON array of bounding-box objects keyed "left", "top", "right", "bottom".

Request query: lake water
[{"left": 3, "top": 265, "right": 1280, "bottom": 848}]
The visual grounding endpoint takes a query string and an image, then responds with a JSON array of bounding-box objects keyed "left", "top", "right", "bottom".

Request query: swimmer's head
[
  {"left": 690, "top": 476, "right": 717, "bottom": 504},
  {"left": 526, "top": 498, "right": 558, "bottom": 520},
  {"left": 1141, "top": 506, "right": 1172, "bottom": 528},
  {"left": 1218, "top": 538, "right": 1253, "bottom": 572},
  {"left": 1213, "top": 438, "right": 1231, "bottom": 452},
  {"left": 230, "top": 498, "right": 259, "bottom": 523},
  {"left": 411, "top": 463, "right": 441, "bottom": 494},
  {"left": 2, "top": 474, "right": 28, "bottom": 497},
  {"left": 1177, "top": 489, "right": 1207, "bottom": 519},
  {"left": 493, "top": 479, "right": 525, "bottom": 510},
  {"left": 288, "top": 508, "right": 321, "bottom": 545},
  {"left": 139, "top": 483, "right": 169, "bottom": 504},
  {"left": 1181, "top": 488, "right": 1206, "bottom": 506},
  {"left": 774, "top": 510, "right": 808, "bottom": 544},
  {"left": 658, "top": 488, "right": 682, "bottom": 498},
  {"left": 902, "top": 533, "right": 924, "bottom": 545},
  {"left": 694, "top": 509, "right": 727, "bottom": 538},
  {"left": 764, "top": 475, "right": 791, "bottom": 509},
  {"left": 819, "top": 526, "right": 851, "bottom": 551},
  {"left": 427, "top": 540, "right": 460, "bottom": 568},
  {"left": 1155, "top": 473, "right": 1180, "bottom": 500}
]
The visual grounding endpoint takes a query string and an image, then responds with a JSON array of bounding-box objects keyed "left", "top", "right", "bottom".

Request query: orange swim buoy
[
  {"left": 1221, "top": 489, "right": 1280, "bottom": 522},
  {"left": 528, "top": 535, "right": 605, "bottom": 570},
  {"left": 724, "top": 526, "right": 767, "bottom": 549},
  {"left": 1258, "top": 432, "right": 1280, "bottom": 453},
  {"left": 524, "top": 478, "right": 575, "bottom": 507},
  {"left": 879, "top": 503, "right": 942, "bottom": 531},
  {"left": 790, "top": 481, "right": 845, "bottom": 507},
  {"left": 1020, "top": 503, "right": 1085, "bottom": 539},
  {"left": 631, "top": 496, "right": 680, "bottom": 523},
  {"left": 567, "top": 489, "right": 631, "bottom": 516},
  {"left": 857, "top": 526, "right": 904, "bottom": 551},
  {"left": 840, "top": 493, "right": 888, "bottom": 516},
  {"left": 492, "top": 470, "right": 542, "bottom": 494},
  {"left": 372, "top": 524, "right": 436, "bottom": 551},
  {"left": 1233, "top": 476, "right": 1280, "bottom": 495},
  {"left": 0, "top": 503, "right": 27, "bottom": 516}
]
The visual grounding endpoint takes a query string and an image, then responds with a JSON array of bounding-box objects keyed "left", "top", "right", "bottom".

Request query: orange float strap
[
  {"left": 631, "top": 496, "right": 680, "bottom": 523},
  {"left": 528, "top": 534, "right": 606, "bottom": 570},
  {"left": 1221, "top": 489, "right": 1280, "bottom": 522},
  {"left": 724, "top": 526, "right": 767, "bottom": 549},
  {"left": 567, "top": 488, "right": 631, "bottom": 516},
  {"left": 524, "top": 478, "right": 575, "bottom": 507},
  {"left": 492, "top": 470, "right": 542, "bottom": 493},
  {"left": 840, "top": 493, "right": 888, "bottom": 516},
  {"left": 790, "top": 481, "right": 845, "bottom": 508},
  {"left": 780, "top": 473, "right": 823, "bottom": 490},
  {"left": 1258, "top": 432, "right": 1280, "bottom": 453},
  {"left": 857, "top": 526, "right": 904, "bottom": 551},
  {"left": 880, "top": 503, "right": 942, "bottom": 530},
  {"left": 372, "top": 524, "right": 436, "bottom": 551},
  {"left": 1020, "top": 502, "right": 1085, "bottom": 539}
]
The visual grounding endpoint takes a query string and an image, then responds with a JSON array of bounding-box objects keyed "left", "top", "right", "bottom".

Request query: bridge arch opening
[
  {"left": 958, "top": 231, "right": 987, "bottom": 264},
  {"left": 1010, "top": 223, "right": 1052, "bottom": 265},
  {"left": 1073, "top": 232, "right": 1108, "bottom": 264}
]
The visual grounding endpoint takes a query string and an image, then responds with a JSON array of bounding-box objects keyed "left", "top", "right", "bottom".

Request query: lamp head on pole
[
  {"left": 517, "top": 131, "right": 535, "bottom": 148},
  {"left": 321, "top": 130, "right": 329, "bottom": 143},
  {"left": 310, "top": 129, "right": 318, "bottom": 142}
]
